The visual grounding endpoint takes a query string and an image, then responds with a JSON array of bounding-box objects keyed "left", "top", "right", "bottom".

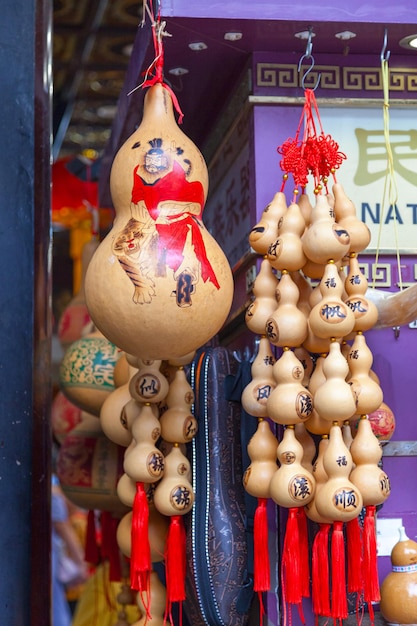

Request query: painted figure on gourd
[{"left": 85, "top": 83, "right": 233, "bottom": 361}]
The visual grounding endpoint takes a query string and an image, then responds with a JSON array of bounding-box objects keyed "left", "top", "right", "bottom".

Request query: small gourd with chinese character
[
  {"left": 267, "top": 202, "right": 306, "bottom": 272},
  {"left": 308, "top": 261, "right": 355, "bottom": 339},
  {"left": 344, "top": 254, "right": 378, "bottom": 332},
  {"left": 305, "top": 435, "right": 333, "bottom": 524},
  {"left": 314, "top": 422, "right": 363, "bottom": 522},
  {"left": 266, "top": 348, "right": 314, "bottom": 426},
  {"left": 241, "top": 337, "right": 276, "bottom": 418},
  {"left": 346, "top": 332, "right": 383, "bottom": 416},
  {"left": 100, "top": 362, "right": 139, "bottom": 447},
  {"left": 269, "top": 425, "right": 316, "bottom": 509},
  {"left": 153, "top": 444, "right": 194, "bottom": 517},
  {"left": 243, "top": 418, "right": 278, "bottom": 499},
  {"left": 265, "top": 271, "right": 308, "bottom": 348},
  {"left": 313, "top": 339, "right": 357, "bottom": 423},
  {"left": 333, "top": 183, "right": 371, "bottom": 255},
  {"left": 84, "top": 83, "right": 233, "bottom": 361},
  {"left": 350, "top": 415, "right": 390, "bottom": 506},
  {"left": 302, "top": 193, "right": 351, "bottom": 265},
  {"left": 245, "top": 258, "right": 278, "bottom": 336},
  {"left": 159, "top": 366, "right": 197, "bottom": 445},
  {"left": 249, "top": 192, "right": 287, "bottom": 255}
]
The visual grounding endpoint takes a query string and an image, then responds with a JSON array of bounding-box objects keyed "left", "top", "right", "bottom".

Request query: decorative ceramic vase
[
  {"left": 85, "top": 83, "right": 233, "bottom": 361},
  {"left": 51, "top": 390, "right": 83, "bottom": 444},
  {"left": 380, "top": 526, "right": 417, "bottom": 625},
  {"left": 266, "top": 348, "right": 314, "bottom": 425},
  {"left": 57, "top": 237, "right": 97, "bottom": 350},
  {"left": 59, "top": 328, "right": 119, "bottom": 416},
  {"left": 364, "top": 401, "right": 396, "bottom": 443},
  {"left": 57, "top": 414, "right": 128, "bottom": 514}
]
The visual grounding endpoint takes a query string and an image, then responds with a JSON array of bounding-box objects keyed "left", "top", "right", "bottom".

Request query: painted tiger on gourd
[{"left": 112, "top": 216, "right": 158, "bottom": 304}]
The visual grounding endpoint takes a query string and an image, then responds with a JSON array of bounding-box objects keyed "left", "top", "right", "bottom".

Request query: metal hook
[
  {"left": 297, "top": 27, "right": 321, "bottom": 91},
  {"left": 381, "top": 27, "right": 390, "bottom": 62},
  {"left": 298, "top": 54, "right": 321, "bottom": 91}
]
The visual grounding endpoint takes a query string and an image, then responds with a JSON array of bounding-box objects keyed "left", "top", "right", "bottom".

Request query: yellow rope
[{"left": 373, "top": 58, "right": 402, "bottom": 290}]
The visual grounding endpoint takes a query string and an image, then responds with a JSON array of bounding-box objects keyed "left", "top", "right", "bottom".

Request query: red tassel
[
  {"left": 297, "top": 507, "right": 310, "bottom": 598},
  {"left": 363, "top": 506, "right": 380, "bottom": 609},
  {"left": 282, "top": 508, "right": 302, "bottom": 606},
  {"left": 346, "top": 516, "right": 363, "bottom": 594},
  {"left": 331, "top": 521, "right": 348, "bottom": 621},
  {"left": 130, "top": 482, "right": 151, "bottom": 594},
  {"left": 84, "top": 509, "right": 100, "bottom": 565},
  {"left": 101, "top": 512, "right": 122, "bottom": 582},
  {"left": 254, "top": 498, "right": 270, "bottom": 592},
  {"left": 164, "top": 515, "right": 186, "bottom": 621},
  {"left": 312, "top": 523, "right": 331, "bottom": 618}
]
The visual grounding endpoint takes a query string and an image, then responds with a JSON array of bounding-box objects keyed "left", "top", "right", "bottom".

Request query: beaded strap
[{"left": 392, "top": 563, "right": 417, "bottom": 573}]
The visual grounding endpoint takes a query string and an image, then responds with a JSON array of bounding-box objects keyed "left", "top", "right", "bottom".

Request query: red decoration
[
  {"left": 164, "top": 515, "right": 187, "bottom": 623},
  {"left": 130, "top": 481, "right": 152, "bottom": 602},
  {"left": 277, "top": 89, "right": 346, "bottom": 195},
  {"left": 363, "top": 505, "right": 380, "bottom": 620},
  {"left": 281, "top": 508, "right": 306, "bottom": 624},
  {"left": 346, "top": 517, "right": 363, "bottom": 595},
  {"left": 85, "top": 509, "right": 100, "bottom": 566},
  {"left": 297, "top": 507, "right": 310, "bottom": 599},
  {"left": 101, "top": 512, "right": 122, "bottom": 582},
  {"left": 312, "top": 523, "right": 331, "bottom": 619},
  {"left": 331, "top": 521, "right": 348, "bottom": 621},
  {"left": 253, "top": 497, "right": 270, "bottom": 619}
]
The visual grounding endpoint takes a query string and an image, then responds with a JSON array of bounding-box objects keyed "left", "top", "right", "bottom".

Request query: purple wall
[{"left": 162, "top": 0, "right": 417, "bottom": 23}]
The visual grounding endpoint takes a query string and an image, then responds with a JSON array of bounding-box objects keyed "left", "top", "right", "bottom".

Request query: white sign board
[{"left": 319, "top": 107, "right": 417, "bottom": 253}]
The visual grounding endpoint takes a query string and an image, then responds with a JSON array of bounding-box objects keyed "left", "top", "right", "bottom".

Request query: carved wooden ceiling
[
  {"left": 53, "top": 1, "right": 417, "bottom": 165},
  {"left": 53, "top": 0, "right": 143, "bottom": 158}
]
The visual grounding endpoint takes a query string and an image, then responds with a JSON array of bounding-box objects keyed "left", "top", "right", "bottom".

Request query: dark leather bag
[{"left": 184, "top": 347, "right": 255, "bottom": 626}]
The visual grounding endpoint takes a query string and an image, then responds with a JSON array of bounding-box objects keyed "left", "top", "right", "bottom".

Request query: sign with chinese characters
[
  {"left": 319, "top": 107, "right": 417, "bottom": 253},
  {"left": 204, "top": 107, "right": 252, "bottom": 270}
]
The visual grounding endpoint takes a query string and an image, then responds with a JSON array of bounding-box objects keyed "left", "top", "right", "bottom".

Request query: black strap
[{"left": 225, "top": 358, "right": 257, "bottom": 614}]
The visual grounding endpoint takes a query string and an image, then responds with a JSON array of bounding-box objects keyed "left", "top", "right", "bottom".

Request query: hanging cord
[
  {"left": 372, "top": 29, "right": 402, "bottom": 291},
  {"left": 127, "top": 0, "right": 184, "bottom": 122}
]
